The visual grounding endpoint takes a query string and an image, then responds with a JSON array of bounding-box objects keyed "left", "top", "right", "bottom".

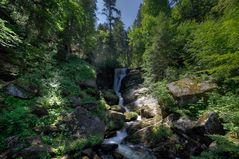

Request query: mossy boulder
[
  {"left": 60, "top": 107, "right": 105, "bottom": 137},
  {"left": 126, "top": 121, "right": 173, "bottom": 147},
  {"left": 107, "top": 110, "right": 125, "bottom": 131},
  {"left": 124, "top": 112, "right": 138, "bottom": 122},
  {"left": 102, "top": 90, "right": 118, "bottom": 105},
  {"left": 110, "top": 105, "right": 126, "bottom": 113},
  {"left": 168, "top": 78, "right": 217, "bottom": 106}
]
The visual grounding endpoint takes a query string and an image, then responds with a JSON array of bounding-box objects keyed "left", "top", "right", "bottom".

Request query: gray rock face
[
  {"left": 124, "top": 87, "right": 162, "bottom": 119},
  {"left": 121, "top": 68, "right": 143, "bottom": 91},
  {"left": 4, "top": 84, "right": 32, "bottom": 99},
  {"left": 167, "top": 78, "right": 217, "bottom": 106}
]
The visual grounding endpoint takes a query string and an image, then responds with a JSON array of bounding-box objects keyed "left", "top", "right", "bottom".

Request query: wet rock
[
  {"left": 107, "top": 110, "right": 125, "bottom": 131},
  {"left": 100, "top": 143, "right": 118, "bottom": 152},
  {"left": 102, "top": 89, "right": 118, "bottom": 105},
  {"left": 30, "top": 105, "right": 48, "bottom": 118},
  {"left": 61, "top": 107, "right": 105, "bottom": 137},
  {"left": 76, "top": 79, "right": 97, "bottom": 89},
  {"left": 110, "top": 105, "right": 126, "bottom": 113},
  {"left": 167, "top": 78, "right": 217, "bottom": 106},
  {"left": 112, "top": 151, "right": 124, "bottom": 159},
  {"left": 3, "top": 84, "right": 34, "bottom": 99},
  {"left": 105, "top": 130, "right": 117, "bottom": 139},
  {"left": 124, "top": 112, "right": 138, "bottom": 122}
]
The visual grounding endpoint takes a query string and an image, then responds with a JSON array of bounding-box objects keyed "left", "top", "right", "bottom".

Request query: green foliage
[
  {"left": 60, "top": 58, "right": 96, "bottom": 82},
  {"left": 62, "top": 134, "right": 103, "bottom": 153},
  {"left": 206, "top": 92, "right": 239, "bottom": 134},
  {"left": 193, "top": 135, "right": 239, "bottom": 159},
  {"left": 148, "top": 124, "right": 173, "bottom": 143},
  {"left": 0, "top": 18, "right": 21, "bottom": 47},
  {"left": 0, "top": 97, "right": 37, "bottom": 151},
  {"left": 151, "top": 81, "right": 175, "bottom": 113}
]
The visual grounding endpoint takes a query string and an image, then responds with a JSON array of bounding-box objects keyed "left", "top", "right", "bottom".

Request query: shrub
[{"left": 152, "top": 80, "right": 176, "bottom": 113}]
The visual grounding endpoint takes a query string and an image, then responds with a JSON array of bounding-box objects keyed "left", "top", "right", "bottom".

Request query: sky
[{"left": 96, "top": 0, "right": 143, "bottom": 28}]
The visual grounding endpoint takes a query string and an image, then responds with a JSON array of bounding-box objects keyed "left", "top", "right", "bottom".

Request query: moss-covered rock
[
  {"left": 102, "top": 90, "right": 118, "bottom": 105},
  {"left": 110, "top": 105, "right": 126, "bottom": 113},
  {"left": 124, "top": 112, "right": 138, "bottom": 122},
  {"left": 107, "top": 110, "right": 125, "bottom": 131},
  {"left": 167, "top": 78, "right": 217, "bottom": 106}
]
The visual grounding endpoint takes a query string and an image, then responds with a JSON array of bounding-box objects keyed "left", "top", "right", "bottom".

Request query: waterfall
[
  {"left": 113, "top": 68, "right": 127, "bottom": 106},
  {"left": 103, "top": 68, "right": 155, "bottom": 159}
]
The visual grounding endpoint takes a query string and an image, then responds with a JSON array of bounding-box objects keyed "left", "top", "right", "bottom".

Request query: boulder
[
  {"left": 102, "top": 89, "right": 118, "bottom": 105},
  {"left": 126, "top": 118, "right": 164, "bottom": 145},
  {"left": 167, "top": 78, "right": 217, "bottom": 106},
  {"left": 3, "top": 84, "right": 34, "bottom": 99},
  {"left": 107, "top": 110, "right": 125, "bottom": 131},
  {"left": 127, "top": 95, "right": 162, "bottom": 119},
  {"left": 20, "top": 144, "right": 53, "bottom": 159},
  {"left": 110, "top": 105, "right": 126, "bottom": 113},
  {"left": 126, "top": 123, "right": 172, "bottom": 147},
  {"left": 121, "top": 68, "right": 143, "bottom": 91},
  {"left": 195, "top": 112, "right": 225, "bottom": 135},
  {"left": 124, "top": 112, "right": 138, "bottom": 122},
  {"left": 123, "top": 87, "right": 148, "bottom": 106},
  {"left": 61, "top": 107, "right": 105, "bottom": 137}
]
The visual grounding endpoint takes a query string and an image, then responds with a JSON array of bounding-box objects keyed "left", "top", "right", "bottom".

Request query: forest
[{"left": 0, "top": 0, "right": 239, "bottom": 159}]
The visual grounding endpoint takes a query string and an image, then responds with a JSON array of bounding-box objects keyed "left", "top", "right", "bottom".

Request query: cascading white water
[
  {"left": 103, "top": 68, "right": 155, "bottom": 159},
  {"left": 113, "top": 68, "right": 127, "bottom": 106}
]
